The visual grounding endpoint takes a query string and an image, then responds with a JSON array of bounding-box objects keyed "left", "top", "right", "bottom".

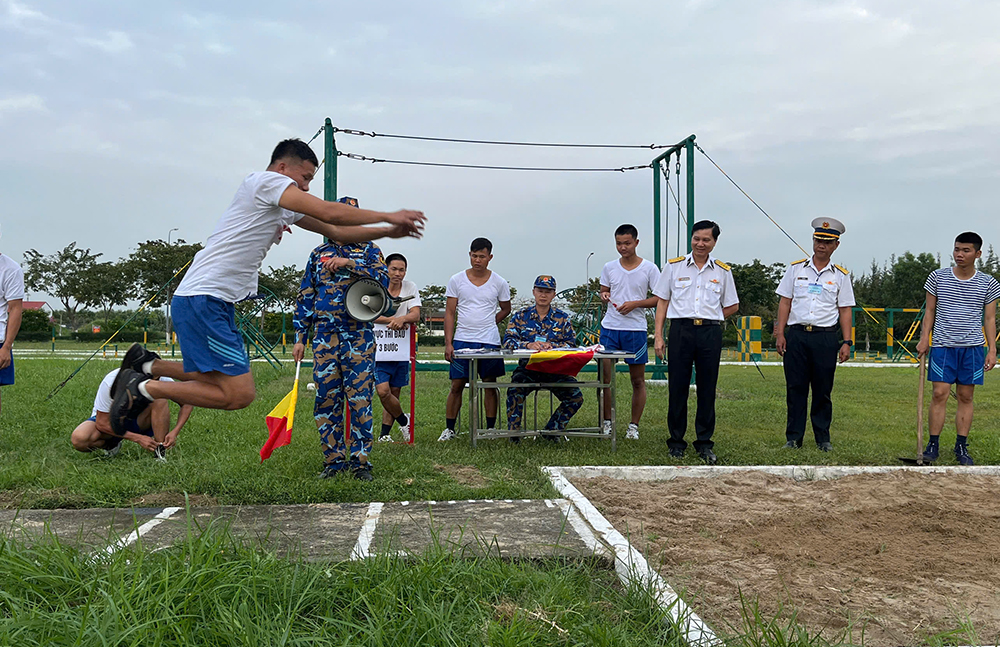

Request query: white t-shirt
[
  {"left": 0, "top": 253, "right": 25, "bottom": 342},
  {"left": 446, "top": 270, "right": 511, "bottom": 345},
  {"left": 600, "top": 258, "right": 660, "bottom": 331},
  {"left": 176, "top": 171, "right": 303, "bottom": 303},
  {"left": 392, "top": 280, "right": 422, "bottom": 313},
  {"left": 91, "top": 368, "right": 173, "bottom": 417}
]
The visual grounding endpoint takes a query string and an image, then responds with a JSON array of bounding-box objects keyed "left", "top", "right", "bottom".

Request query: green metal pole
[
  {"left": 652, "top": 162, "right": 661, "bottom": 269},
  {"left": 324, "top": 117, "right": 337, "bottom": 202},
  {"left": 685, "top": 137, "right": 696, "bottom": 252}
]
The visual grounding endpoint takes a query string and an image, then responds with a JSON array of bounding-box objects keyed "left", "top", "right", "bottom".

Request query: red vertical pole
[{"left": 409, "top": 323, "right": 416, "bottom": 444}]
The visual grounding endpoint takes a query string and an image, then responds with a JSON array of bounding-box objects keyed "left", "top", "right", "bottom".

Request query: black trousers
[
  {"left": 783, "top": 327, "right": 839, "bottom": 444},
  {"left": 667, "top": 321, "right": 722, "bottom": 452}
]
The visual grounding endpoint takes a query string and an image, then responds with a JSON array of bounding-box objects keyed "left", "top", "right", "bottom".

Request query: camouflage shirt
[
  {"left": 294, "top": 241, "right": 388, "bottom": 343},
  {"left": 503, "top": 306, "right": 576, "bottom": 351}
]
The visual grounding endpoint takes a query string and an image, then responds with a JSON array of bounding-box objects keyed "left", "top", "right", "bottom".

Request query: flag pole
[{"left": 294, "top": 360, "right": 301, "bottom": 384}]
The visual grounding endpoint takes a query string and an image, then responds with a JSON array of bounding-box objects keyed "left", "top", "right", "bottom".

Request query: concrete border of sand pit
[{"left": 544, "top": 464, "right": 1000, "bottom": 647}]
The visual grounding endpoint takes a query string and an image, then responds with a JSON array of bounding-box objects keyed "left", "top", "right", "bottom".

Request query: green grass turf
[{"left": 1, "top": 357, "right": 998, "bottom": 508}]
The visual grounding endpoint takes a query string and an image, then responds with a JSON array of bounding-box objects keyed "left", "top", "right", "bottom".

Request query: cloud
[
  {"left": 0, "top": 93, "right": 45, "bottom": 115},
  {"left": 77, "top": 30, "right": 134, "bottom": 53}
]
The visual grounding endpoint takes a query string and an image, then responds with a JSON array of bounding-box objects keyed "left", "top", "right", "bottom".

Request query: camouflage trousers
[
  {"left": 312, "top": 329, "right": 375, "bottom": 470},
  {"left": 506, "top": 366, "right": 584, "bottom": 431}
]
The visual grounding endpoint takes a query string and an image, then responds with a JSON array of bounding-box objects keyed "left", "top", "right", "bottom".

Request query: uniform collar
[
  {"left": 530, "top": 306, "right": 555, "bottom": 322},
  {"left": 685, "top": 253, "right": 716, "bottom": 270},
  {"left": 806, "top": 256, "right": 835, "bottom": 274}
]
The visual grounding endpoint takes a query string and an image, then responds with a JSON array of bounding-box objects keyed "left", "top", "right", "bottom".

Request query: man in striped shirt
[{"left": 916, "top": 232, "right": 1000, "bottom": 465}]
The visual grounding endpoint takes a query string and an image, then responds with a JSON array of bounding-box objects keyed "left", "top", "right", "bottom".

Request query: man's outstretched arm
[{"left": 280, "top": 186, "right": 425, "bottom": 231}]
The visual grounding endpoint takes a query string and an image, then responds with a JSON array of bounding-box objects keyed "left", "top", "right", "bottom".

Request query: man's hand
[
  {"left": 387, "top": 210, "right": 426, "bottom": 233},
  {"left": 526, "top": 342, "right": 552, "bottom": 351},
  {"left": 163, "top": 430, "right": 179, "bottom": 449},
  {"left": 838, "top": 344, "right": 850, "bottom": 364},
  {"left": 600, "top": 292, "right": 611, "bottom": 304},
  {"left": 775, "top": 333, "right": 787, "bottom": 356},
  {"left": 445, "top": 342, "right": 454, "bottom": 362},
  {"left": 387, "top": 317, "right": 407, "bottom": 331},
  {"left": 134, "top": 435, "right": 158, "bottom": 452},
  {"left": 916, "top": 338, "right": 930, "bottom": 358},
  {"left": 654, "top": 336, "right": 666, "bottom": 360},
  {"left": 616, "top": 301, "right": 637, "bottom": 315},
  {"left": 323, "top": 257, "right": 354, "bottom": 272},
  {"left": 0, "top": 346, "right": 10, "bottom": 370},
  {"left": 385, "top": 223, "right": 422, "bottom": 240},
  {"left": 986, "top": 349, "right": 997, "bottom": 372},
  {"left": 292, "top": 343, "right": 306, "bottom": 363}
]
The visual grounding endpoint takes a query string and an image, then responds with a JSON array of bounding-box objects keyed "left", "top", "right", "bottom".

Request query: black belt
[
  {"left": 790, "top": 324, "right": 838, "bottom": 332},
  {"left": 673, "top": 318, "right": 722, "bottom": 326}
]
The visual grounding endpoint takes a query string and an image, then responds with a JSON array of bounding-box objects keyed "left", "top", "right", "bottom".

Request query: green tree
[
  {"left": 978, "top": 245, "right": 1000, "bottom": 281},
  {"left": 729, "top": 260, "right": 786, "bottom": 320},
  {"left": 127, "top": 239, "right": 203, "bottom": 306},
  {"left": 22, "top": 243, "right": 102, "bottom": 330},
  {"left": 259, "top": 264, "right": 302, "bottom": 313},
  {"left": 77, "top": 260, "right": 136, "bottom": 326},
  {"left": 20, "top": 309, "right": 51, "bottom": 333}
]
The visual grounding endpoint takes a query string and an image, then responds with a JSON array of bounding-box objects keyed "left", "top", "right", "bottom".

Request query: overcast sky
[{"left": 3, "top": 0, "right": 999, "bottom": 304}]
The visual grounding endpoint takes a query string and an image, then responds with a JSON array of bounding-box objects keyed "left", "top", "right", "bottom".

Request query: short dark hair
[
  {"left": 270, "top": 139, "right": 319, "bottom": 167},
  {"left": 692, "top": 220, "right": 721, "bottom": 241},
  {"left": 470, "top": 237, "right": 493, "bottom": 253},
  {"left": 955, "top": 231, "right": 983, "bottom": 251},
  {"left": 614, "top": 224, "right": 638, "bottom": 239},
  {"left": 385, "top": 253, "right": 407, "bottom": 267}
]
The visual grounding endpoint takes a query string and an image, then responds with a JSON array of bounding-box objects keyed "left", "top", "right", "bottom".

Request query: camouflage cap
[
  {"left": 533, "top": 275, "right": 557, "bottom": 290},
  {"left": 338, "top": 196, "right": 359, "bottom": 208}
]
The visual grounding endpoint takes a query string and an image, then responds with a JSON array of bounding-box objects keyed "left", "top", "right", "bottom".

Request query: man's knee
[
  {"left": 375, "top": 382, "right": 391, "bottom": 400},
  {"left": 223, "top": 383, "right": 256, "bottom": 410},
  {"left": 70, "top": 425, "right": 98, "bottom": 452},
  {"left": 449, "top": 379, "right": 466, "bottom": 395},
  {"left": 931, "top": 383, "right": 951, "bottom": 403},
  {"left": 956, "top": 386, "right": 975, "bottom": 405}
]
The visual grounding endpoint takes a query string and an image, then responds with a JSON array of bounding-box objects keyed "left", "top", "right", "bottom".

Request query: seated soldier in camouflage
[
  {"left": 292, "top": 197, "right": 389, "bottom": 481},
  {"left": 503, "top": 275, "right": 583, "bottom": 443}
]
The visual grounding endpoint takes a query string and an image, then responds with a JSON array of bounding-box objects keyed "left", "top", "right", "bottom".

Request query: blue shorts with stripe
[
  {"left": 928, "top": 346, "right": 985, "bottom": 386},
  {"left": 449, "top": 340, "right": 506, "bottom": 380},
  {"left": 599, "top": 328, "right": 648, "bottom": 364},
  {"left": 171, "top": 295, "right": 251, "bottom": 376},
  {"left": 376, "top": 360, "right": 409, "bottom": 388}
]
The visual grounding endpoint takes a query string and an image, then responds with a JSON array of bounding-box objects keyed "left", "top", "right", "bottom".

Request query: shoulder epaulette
[
  {"left": 715, "top": 260, "right": 731, "bottom": 271},
  {"left": 668, "top": 256, "right": 685, "bottom": 264},
  {"left": 791, "top": 258, "right": 808, "bottom": 265},
  {"left": 835, "top": 264, "right": 848, "bottom": 275}
]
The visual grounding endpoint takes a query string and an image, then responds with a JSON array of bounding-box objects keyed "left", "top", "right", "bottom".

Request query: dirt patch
[
  {"left": 129, "top": 492, "right": 219, "bottom": 508},
  {"left": 575, "top": 472, "right": 1000, "bottom": 646},
  {"left": 434, "top": 464, "right": 487, "bottom": 488}
]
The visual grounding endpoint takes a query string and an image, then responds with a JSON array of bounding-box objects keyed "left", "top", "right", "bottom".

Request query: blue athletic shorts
[
  {"left": 599, "top": 328, "right": 649, "bottom": 365},
  {"left": 928, "top": 346, "right": 985, "bottom": 386},
  {"left": 376, "top": 360, "right": 410, "bottom": 388},
  {"left": 172, "top": 295, "right": 251, "bottom": 376},
  {"left": 87, "top": 415, "right": 147, "bottom": 450},
  {"left": 0, "top": 349, "right": 13, "bottom": 385},
  {"left": 450, "top": 340, "right": 506, "bottom": 381}
]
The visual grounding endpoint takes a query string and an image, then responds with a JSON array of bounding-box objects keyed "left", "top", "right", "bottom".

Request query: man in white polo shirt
[
  {"left": 439, "top": 237, "right": 512, "bottom": 441},
  {"left": 653, "top": 220, "right": 739, "bottom": 465},
  {"left": 0, "top": 235, "right": 23, "bottom": 419},
  {"left": 374, "top": 253, "right": 421, "bottom": 442}
]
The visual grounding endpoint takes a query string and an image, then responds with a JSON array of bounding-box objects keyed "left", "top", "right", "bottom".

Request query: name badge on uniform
[
  {"left": 675, "top": 276, "right": 691, "bottom": 287},
  {"left": 534, "top": 335, "right": 547, "bottom": 343},
  {"left": 807, "top": 283, "right": 822, "bottom": 295}
]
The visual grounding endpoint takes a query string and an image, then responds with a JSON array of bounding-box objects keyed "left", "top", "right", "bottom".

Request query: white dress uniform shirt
[
  {"left": 652, "top": 253, "right": 739, "bottom": 321},
  {"left": 775, "top": 257, "right": 856, "bottom": 327}
]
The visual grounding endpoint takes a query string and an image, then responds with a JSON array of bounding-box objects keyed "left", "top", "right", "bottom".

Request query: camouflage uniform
[
  {"left": 502, "top": 304, "right": 583, "bottom": 432},
  {"left": 294, "top": 240, "right": 388, "bottom": 472}
]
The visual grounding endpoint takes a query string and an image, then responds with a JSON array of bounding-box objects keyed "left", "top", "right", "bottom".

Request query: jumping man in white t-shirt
[
  {"left": 109, "top": 139, "right": 426, "bottom": 436},
  {"left": 439, "top": 238, "right": 512, "bottom": 441},
  {"left": 598, "top": 224, "right": 660, "bottom": 440},
  {"left": 374, "top": 253, "right": 422, "bottom": 442}
]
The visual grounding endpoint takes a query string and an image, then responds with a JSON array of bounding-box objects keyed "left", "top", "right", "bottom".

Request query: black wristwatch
[{"left": 841, "top": 340, "right": 853, "bottom": 347}]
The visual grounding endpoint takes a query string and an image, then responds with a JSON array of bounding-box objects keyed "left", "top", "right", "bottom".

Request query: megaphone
[{"left": 345, "top": 278, "right": 412, "bottom": 322}]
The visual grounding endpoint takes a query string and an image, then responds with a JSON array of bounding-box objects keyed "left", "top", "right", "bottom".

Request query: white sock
[
  {"left": 137, "top": 379, "right": 153, "bottom": 401},
  {"left": 141, "top": 360, "right": 155, "bottom": 375}
]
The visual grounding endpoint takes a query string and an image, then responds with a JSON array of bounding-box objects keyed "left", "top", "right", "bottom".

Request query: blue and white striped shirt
[{"left": 924, "top": 268, "right": 1000, "bottom": 347}]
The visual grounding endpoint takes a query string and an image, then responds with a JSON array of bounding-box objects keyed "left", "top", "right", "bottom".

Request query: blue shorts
[
  {"left": 0, "top": 350, "right": 13, "bottom": 385},
  {"left": 450, "top": 340, "right": 506, "bottom": 381},
  {"left": 928, "top": 346, "right": 985, "bottom": 386},
  {"left": 599, "top": 328, "right": 648, "bottom": 364},
  {"left": 87, "top": 415, "right": 147, "bottom": 450},
  {"left": 172, "top": 295, "right": 251, "bottom": 376},
  {"left": 376, "top": 361, "right": 410, "bottom": 388}
]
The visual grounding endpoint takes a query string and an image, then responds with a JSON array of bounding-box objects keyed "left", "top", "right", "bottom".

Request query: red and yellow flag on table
[
  {"left": 260, "top": 361, "right": 300, "bottom": 462},
  {"left": 525, "top": 346, "right": 597, "bottom": 377}
]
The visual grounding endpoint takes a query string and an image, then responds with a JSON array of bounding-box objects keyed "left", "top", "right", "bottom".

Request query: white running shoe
[
  {"left": 625, "top": 423, "right": 639, "bottom": 440},
  {"left": 602, "top": 420, "right": 613, "bottom": 436},
  {"left": 377, "top": 434, "right": 393, "bottom": 443},
  {"left": 398, "top": 415, "right": 410, "bottom": 443},
  {"left": 154, "top": 443, "right": 167, "bottom": 462},
  {"left": 103, "top": 443, "right": 121, "bottom": 458},
  {"left": 437, "top": 428, "right": 457, "bottom": 442}
]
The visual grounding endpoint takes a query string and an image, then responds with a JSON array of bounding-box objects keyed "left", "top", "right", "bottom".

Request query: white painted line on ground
[
  {"left": 351, "top": 502, "right": 384, "bottom": 560},
  {"left": 553, "top": 464, "right": 1000, "bottom": 482},
  {"left": 544, "top": 467, "right": 720, "bottom": 647},
  {"left": 101, "top": 507, "right": 182, "bottom": 557},
  {"left": 555, "top": 498, "right": 604, "bottom": 556},
  {"left": 544, "top": 499, "right": 554, "bottom": 508}
]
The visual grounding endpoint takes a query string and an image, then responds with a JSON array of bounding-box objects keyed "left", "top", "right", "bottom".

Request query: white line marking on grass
[
  {"left": 351, "top": 502, "right": 384, "bottom": 560},
  {"left": 555, "top": 499, "right": 604, "bottom": 556},
  {"left": 544, "top": 499, "right": 554, "bottom": 508},
  {"left": 552, "top": 464, "right": 1000, "bottom": 482},
  {"left": 101, "top": 507, "right": 182, "bottom": 556},
  {"left": 544, "top": 468, "right": 720, "bottom": 647}
]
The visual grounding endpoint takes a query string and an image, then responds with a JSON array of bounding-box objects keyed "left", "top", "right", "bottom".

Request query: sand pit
[{"left": 574, "top": 471, "right": 1000, "bottom": 646}]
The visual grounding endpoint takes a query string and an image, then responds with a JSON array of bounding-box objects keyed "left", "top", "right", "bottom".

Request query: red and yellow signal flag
[
  {"left": 261, "top": 361, "right": 301, "bottom": 462},
  {"left": 525, "top": 346, "right": 597, "bottom": 377}
]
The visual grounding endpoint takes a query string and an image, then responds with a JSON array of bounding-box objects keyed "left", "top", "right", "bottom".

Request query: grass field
[{"left": 1, "top": 355, "right": 998, "bottom": 509}]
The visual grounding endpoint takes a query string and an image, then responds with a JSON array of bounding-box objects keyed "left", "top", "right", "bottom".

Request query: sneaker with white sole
[
  {"left": 437, "top": 428, "right": 457, "bottom": 442},
  {"left": 377, "top": 434, "right": 393, "bottom": 443},
  {"left": 103, "top": 443, "right": 122, "bottom": 458},
  {"left": 399, "top": 423, "right": 411, "bottom": 443},
  {"left": 602, "top": 420, "right": 612, "bottom": 436},
  {"left": 625, "top": 423, "right": 639, "bottom": 440}
]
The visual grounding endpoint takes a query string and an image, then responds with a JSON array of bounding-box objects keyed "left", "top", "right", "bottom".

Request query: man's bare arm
[
  {"left": 722, "top": 303, "right": 739, "bottom": 318},
  {"left": 294, "top": 215, "right": 419, "bottom": 243},
  {"left": 496, "top": 300, "right": 512, "bottom": 324},
  {"left": 279, "top": 185, "right": 425, "bottom": 230}
]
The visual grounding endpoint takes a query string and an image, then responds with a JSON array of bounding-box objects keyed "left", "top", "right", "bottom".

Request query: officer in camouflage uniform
[
  {"left": 503, "top": 275, "right": 583, "bottom": 442},
  {"left": 293, "top": 197, "right": 389, "bottom": 481}
]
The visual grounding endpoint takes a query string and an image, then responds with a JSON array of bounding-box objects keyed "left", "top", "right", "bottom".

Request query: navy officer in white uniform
[
  {"left": 653, "top": 220, "right": 739, "bottom": 465},
  {"left": 774, "top": 218, "right": 856, "bottom": 451}
]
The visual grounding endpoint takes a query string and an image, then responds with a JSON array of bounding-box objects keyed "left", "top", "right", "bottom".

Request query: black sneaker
[
  {"left": 922, "top": 442, "right": 939, "bottom": 462},
  {"left": 955, "top": 444, "right": 974, "bottom": 466},
  {"left": 817, "top": 442, "right": 833, "bottom": 452},
  {"left": 108, "top": 369, "right": 152, "bottom": 436},
  {"left": 782, "top": 441, "right": 802, "bottom": 449},
  {"left": 698, "top": 449, "right": 718, "bottom": 465},
  {"left": 353, "top": 466, "right": 374, "bottom": 482},
  {"left": 318, "top": 464, "right": 347, "bottom": 479},
  {"left": 121, "top": 343, "right": 160, "bottom": 374},
  {"left": 669, "top": 448, "right": 685, "bottom": 458}
]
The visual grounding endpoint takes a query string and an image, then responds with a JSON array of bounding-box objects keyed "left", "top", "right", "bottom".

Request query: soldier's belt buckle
[
  {"left": 804, "top": 324, "right": 814, "bottom": 332},
  {"left": 693, "top": 319, "right": 703, "bottom": 326}
]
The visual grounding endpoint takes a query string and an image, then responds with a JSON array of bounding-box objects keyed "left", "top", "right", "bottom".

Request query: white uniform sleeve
[
  {"left": 599, "top": 263, "right": 611, "bottom": 291},
  {"left": 722, "top": 268, "right": 739, "bottom": 308},
  {"left": 496, "top": 276, "right": 511, "bottom": 302},
  {"left": 2, "top": 264, "right": 24, "bottom": 301},
  {"left": 652, "top": 265, "right": 673, "bottom": 300},
  {"left": 404, "top": 281, "right": 422, "bottom": 310},
  {"left": 645, "top": 262, "right": 659, "bottom": 295},
  {"left": 775, "top": 265, "right": 796, "bottom": 299},
  {"left": 445, "top": 274, "right": 460, "bottom": 299},
  {"left": 838, "top": 274, "right": 856, "bottom": 307},
  {"left": 254, "top": 172, "right": 296, "bottom": 209}
]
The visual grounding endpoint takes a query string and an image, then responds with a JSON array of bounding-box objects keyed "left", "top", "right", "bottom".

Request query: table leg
[
  {"left": 610, "top": 363, "right": 617, "bottom": 452},
  {"left": 470, "top": 357, "right": 479, "bottom": 448}
]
